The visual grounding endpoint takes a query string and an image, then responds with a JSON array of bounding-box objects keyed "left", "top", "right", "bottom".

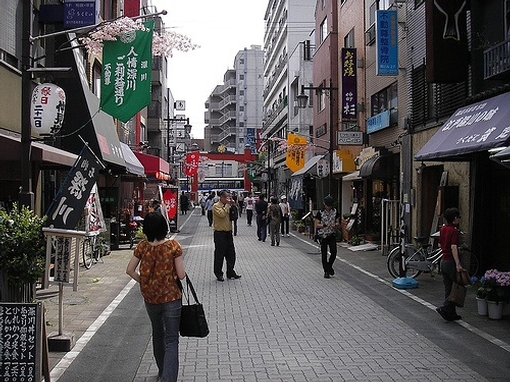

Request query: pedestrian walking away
[
  {"left": 212, "top": 190, "right": 241, "bottom": 281},
  {"left": 231, "top": 193, "right": 239, "bottom": 236},
  {"left": 279, "top": 195, "right": 291, "bottom": 237},
  {"left": 314, "top": 195, "right": 341, "bottom": 278},
  {"left": 180, "top": 191, "right": 190, "bottom": 215},
  {"left": 436, "top": 207, "right": 464, "bottom": 321},
  {"left": 126, "top": 212, "right": 186, "bottom": 382},
  {"left": 268, "top": 196, "right": 282, "bottom": 246},
  {"left": 255, "top": 193, "right": 268, "bottom": 242},
  {"left": 205, "top": 192, "right": 215, "bottom": 227},
  {"left": 244, "top": 192, "right": 255, "bottom": 226},
  {"left": 199, "top": 193, "right": 207, "bottom": 215},
  {"left": 237, "top": 192, "right": 244, "bottom": 217}
]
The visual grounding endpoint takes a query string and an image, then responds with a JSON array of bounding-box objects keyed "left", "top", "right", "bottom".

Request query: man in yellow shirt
[{"left": 213, "top": 190, "right": 241, "bottom": 281}]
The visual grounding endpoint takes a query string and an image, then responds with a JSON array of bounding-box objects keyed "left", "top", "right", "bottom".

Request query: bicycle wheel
[
  {"left": 387, "top": 245, "right": 422, "bottom": 278},
  {"left": 82, "top": 238, "right": 93, "bottom": 269},
  {"left": 91, "top": 236, "right": 102, "bottom": 263}
]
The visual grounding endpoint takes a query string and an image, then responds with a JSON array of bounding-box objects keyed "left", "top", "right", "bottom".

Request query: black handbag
[{"left": 179, "top": 276, "right": 210, "bottom": 338}]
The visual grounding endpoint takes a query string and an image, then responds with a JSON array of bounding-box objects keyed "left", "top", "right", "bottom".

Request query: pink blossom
[{"left": 79, "top": 17, "right": 198, "bottom": 57}]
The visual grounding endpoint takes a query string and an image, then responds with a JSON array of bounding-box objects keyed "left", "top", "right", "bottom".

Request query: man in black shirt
[{"left": 255, "top": 194, "right": 268, "bottom": 242}]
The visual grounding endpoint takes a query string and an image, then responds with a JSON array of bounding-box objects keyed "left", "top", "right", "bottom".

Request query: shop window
[{"left": 370, "top": 82, "right": 398, "bottom": 125}]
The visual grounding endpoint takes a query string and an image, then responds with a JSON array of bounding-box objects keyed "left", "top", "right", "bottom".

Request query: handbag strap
[{"left": 180, "top": 275, "right": 200, "bottom": 305}]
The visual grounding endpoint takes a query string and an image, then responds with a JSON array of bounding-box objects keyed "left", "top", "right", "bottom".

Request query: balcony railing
[{"left": 484, "top": 38, "right": 510, "bottom": 79}]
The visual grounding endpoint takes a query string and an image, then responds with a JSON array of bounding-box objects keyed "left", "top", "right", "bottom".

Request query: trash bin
[{"left": 110, "top": 221, "right": 119, "bottom": 250}]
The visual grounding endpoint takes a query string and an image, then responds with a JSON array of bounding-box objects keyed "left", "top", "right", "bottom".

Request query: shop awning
[
  {"left": 134, "top": 152, "right": 171, "bottom": 181},
  {"left": 415, "top": 92, "right": 510, "bottom": 161},
  {"left": 489, "top": 146, "right": 510, "bottom": 169},
  {"left": 55, "top": 34, "right": 127, "bottom": 171},
  {"left": 120, "top": 143, "right": 145, "bottom": 176},
  {"left": 0, "top": 132, "right": 77, "bottom": 168},
  {"left": 359, "top": 155, "right": 395, "bottom": 179},
  {"left": 291, "top": 155, "right": 324, "bottom": 177},
  {"left": 342, "top": 171, "right": 361, "bottom": 182}
]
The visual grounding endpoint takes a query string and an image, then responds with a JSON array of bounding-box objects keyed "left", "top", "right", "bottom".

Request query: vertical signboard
[
  {"left": 0, "top": 303, "right": 43, "bottom": 382},
  {"left": 376, "top": 10, "right": 398, "bottom": 76},
  {"left": 341, "top": 48, "right": 357, "bottom": 120}
]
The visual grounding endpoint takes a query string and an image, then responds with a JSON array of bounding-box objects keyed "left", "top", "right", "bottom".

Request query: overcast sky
[{"left": 152, "top": 0, "right": 267, "bottom": 139}]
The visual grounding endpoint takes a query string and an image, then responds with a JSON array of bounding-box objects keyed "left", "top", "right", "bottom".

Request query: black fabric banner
[{"left": 46, "top": 146, "right": 101, "bottom": 229}]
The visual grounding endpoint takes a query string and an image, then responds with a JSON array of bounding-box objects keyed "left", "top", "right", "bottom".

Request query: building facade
[{"left": 204, "top": 46, "right": 264, "bottom": 155}]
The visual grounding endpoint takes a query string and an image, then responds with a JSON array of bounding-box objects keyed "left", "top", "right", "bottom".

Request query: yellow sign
[{"left": 285, "top": 133, "right": 307, "bottom": 173}]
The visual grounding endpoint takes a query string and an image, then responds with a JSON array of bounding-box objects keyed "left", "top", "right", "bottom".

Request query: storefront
[
  {"left": 415, "top": 91, "right": 510, "bottom": 272},
  {"left": 0, "top": 131, "right": 77, "bottom": 214}
]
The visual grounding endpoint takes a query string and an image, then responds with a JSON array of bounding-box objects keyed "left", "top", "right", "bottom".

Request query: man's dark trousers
[{"left": 214, "top": 230, "right": 236, "bottom": 277}]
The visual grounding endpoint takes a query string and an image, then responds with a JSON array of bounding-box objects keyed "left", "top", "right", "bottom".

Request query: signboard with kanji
[{"left": 285, "top": 133, "right": 307, "bottom": 173}]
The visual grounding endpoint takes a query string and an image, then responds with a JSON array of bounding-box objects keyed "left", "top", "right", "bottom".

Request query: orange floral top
[{"left": 134, "top": 239, "right": 183, "bottom": 304}]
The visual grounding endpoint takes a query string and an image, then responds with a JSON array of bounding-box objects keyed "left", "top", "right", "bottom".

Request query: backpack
[{"left": 270, "top": 205, "right": 280, "bottom": 220}]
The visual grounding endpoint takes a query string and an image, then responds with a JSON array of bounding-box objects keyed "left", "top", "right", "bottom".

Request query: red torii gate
[{"left": 189, "top": 147, "right": 257, "bottom": 200}]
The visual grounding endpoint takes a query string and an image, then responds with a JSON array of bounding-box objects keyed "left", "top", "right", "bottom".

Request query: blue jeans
[{"left": 145, "top": 299, "right": 182, "bottom": 382}]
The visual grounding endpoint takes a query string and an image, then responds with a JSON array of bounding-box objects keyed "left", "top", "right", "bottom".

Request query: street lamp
[{"left": 297, "top": 79, "right": 338, "bottom": 197}]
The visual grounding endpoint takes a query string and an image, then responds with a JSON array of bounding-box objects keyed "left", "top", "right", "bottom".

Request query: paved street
[{"left": 39, "top": 208, "right": 510, "bottom": 381}]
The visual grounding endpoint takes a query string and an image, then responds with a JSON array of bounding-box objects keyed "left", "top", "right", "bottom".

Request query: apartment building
[
  {"left": 204, "top": 46, "right": 264, "bottom": 155},
  {"left": 262, "top": 0, "right": 315, "bottom": 200}
]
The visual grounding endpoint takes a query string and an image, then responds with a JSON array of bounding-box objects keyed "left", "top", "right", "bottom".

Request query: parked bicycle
[
  {"left": 82, "top": 233, "right": 110, "bottom": 269},
  {"left": 387, "top": 233, "right": 478, "bottom": 279}
]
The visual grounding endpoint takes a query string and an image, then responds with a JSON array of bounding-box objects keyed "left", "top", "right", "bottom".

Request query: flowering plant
[
  {"left": 470, "top": 276, "right": 489, "bottom": 299},
  {"left": 80, "top": 17, "right": 198, "bottom": 57},
  {"left": 481, "top": 269, "right": 510, "bottom": 302}
]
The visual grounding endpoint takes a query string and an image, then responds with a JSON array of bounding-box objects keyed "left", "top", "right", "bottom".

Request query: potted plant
[
  {"left": 295, "top": 220, "right": 305, "bottom": 233},
  {"left": 470, "top": 276, "right": 489, "bottom": 315},
  {"left": 0, "top": 204, "right": 46, "bottom": 302},
  {"left": 483, "top": 269, "right": 510, "bottom": 319}
]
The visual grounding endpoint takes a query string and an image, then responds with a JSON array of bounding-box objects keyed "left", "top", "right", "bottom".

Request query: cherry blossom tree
[{"left": 80, "top": 16, "right": 198, "bottom": 57}]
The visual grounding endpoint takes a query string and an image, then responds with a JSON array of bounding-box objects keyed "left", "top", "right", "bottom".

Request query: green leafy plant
[
  {"left": 349, "top": 235, "right": 364, "bottom": 246},
  {"left": 0, "top": 204, "right": 46, "bottom": 286}
]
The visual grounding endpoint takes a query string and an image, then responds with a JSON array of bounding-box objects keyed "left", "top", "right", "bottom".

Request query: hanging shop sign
[
  {"left": 101, "top": 21, "right": 154, "bottom": 122},
  {"left": 30, "top": 83, "right": 66, "bottom": 137},
  {"left": 285, "top": 132, "right": 307, "bottom": 173},
  {"left": 376, "top": 10, "right": 398, "bottom": 76},
  {"left": 184, "top": 152, "right": 199, "bottom": 176},
  {"left": 341, "top": 48, "right": 357, "bottom": 120}
]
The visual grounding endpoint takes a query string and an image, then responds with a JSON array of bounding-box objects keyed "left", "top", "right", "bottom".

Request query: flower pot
[
  {"left": 476, "top": 297, "right": 488, "bottom": 316},
  {"left": 487, "top": 300, "right": 503, "bottom": 320}
]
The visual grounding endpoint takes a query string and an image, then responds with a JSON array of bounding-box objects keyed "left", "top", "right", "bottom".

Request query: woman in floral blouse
[{"left": 126, "top": 212, "right": 186, "bottom": 382}]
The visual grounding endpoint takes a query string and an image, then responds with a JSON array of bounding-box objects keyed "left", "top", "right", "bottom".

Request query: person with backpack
[
  {"left": 268, "top": 196, "right": 282, "bottom": 246},
  {"left": 314, "top": 195, "right": 341, "bottom": 278}
]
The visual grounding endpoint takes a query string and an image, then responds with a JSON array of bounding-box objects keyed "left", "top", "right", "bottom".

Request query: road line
[
  {"left": 296, "top": 233, "right": 510, "bottom": 354},
  {"left": 49, "top": 279, "right": 137, "bottom": 381}
]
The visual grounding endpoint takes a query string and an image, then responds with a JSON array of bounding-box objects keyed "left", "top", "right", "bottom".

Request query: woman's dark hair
[
  {"left": 143, "top": 212, "right": 168, "bottom": 242},
  {"left": 443, "top": 207, "right": 460, "bottom": 224},
  {"left": 271, "top": 196, "right": 278, "bottom": 204}
]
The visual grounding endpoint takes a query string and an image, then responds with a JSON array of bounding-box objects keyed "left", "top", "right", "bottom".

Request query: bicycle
[
  {"left": 387, "top": 234, "right": 479, "bottom": 279},
  {"left": 82, "top": 234, "right": 110, "bottom": 269}
]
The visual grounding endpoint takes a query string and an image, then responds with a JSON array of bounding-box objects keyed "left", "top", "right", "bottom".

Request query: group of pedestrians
[
  {"left": 125, "top": 191, "right": 341, "bottom": 382},
  {"left": 125, "top": 189, "right": 466, "bottom": 382}
]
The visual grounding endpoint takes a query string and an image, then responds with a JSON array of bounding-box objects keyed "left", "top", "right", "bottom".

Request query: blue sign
[
  {"left": 64, "top": 1, "right": 96, "bottom": 28},
  {"left": 367, "top": 110, "right": 390, "bottom": 134},
  {"left": 246, "top": 128, "right": 256, "bottom": 153},
  {"left": 376, "top": 10, "right": 398, "bottom": 76}
]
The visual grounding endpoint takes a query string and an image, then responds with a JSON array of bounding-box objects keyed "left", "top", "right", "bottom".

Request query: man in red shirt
[{"left": 436, "top": 207, "right": 464, "bottom": 321}]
